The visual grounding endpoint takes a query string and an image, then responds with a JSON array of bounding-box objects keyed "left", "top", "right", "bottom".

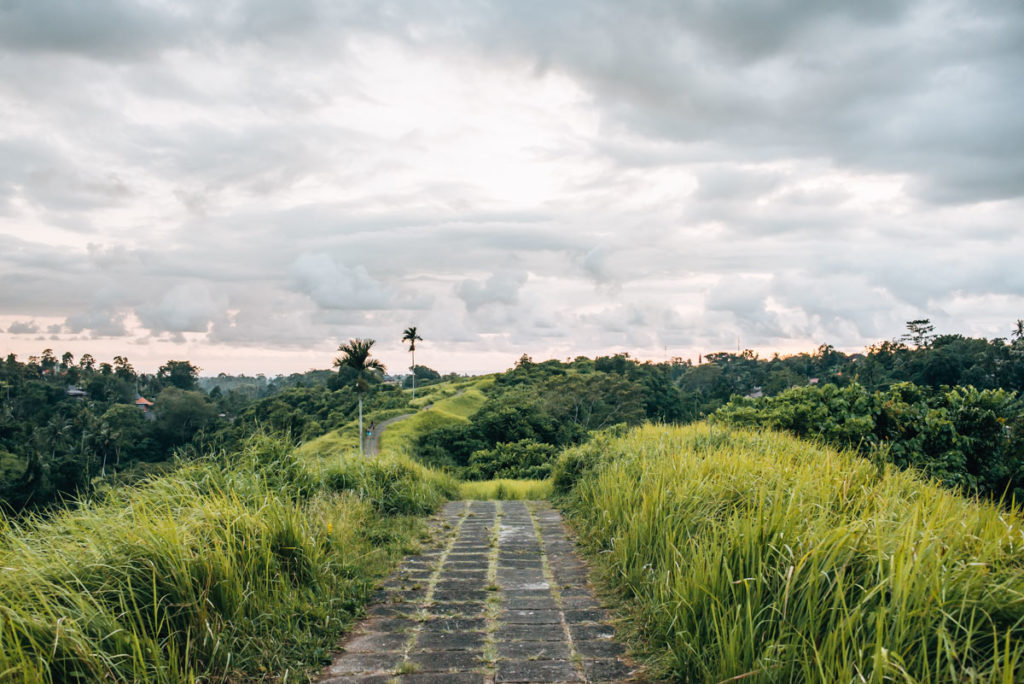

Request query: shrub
[
  {"left": 465, "top": 439, "right": 558, "bottom": 481},
  {"left": 713, "top": 381, "right": 1024, "bottom": 501}
]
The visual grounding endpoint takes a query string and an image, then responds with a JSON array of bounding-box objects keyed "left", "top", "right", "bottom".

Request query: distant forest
[{"left": 2, "top": 319, "right": 1023, "bottom": 511}]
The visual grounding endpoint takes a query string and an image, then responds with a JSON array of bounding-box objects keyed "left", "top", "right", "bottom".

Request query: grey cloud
[
  {"left": 65, "top": 307, "right": 129, "bottom": 337},
  {"left": 470, "top": 0, "right": 1024, "bottom": 204},
  {"left": 0, "top": 0, "right": 188, "bottom": 60},
  {"left": 7, "top": 320, "right": 38, "bottom": 334},
  {"left": 704, "top": 276, "right": 786, "bottom": 338},
  {"left": 694, "top": 166, "right": 785, "bottom": 203},
  {"left": 290, "top": 254, "right": 394, "bottom": 310},
  {"left": 136, "top": 282, "right": 227, "bottom": 334},
  {"left": 1, "top": 1, "right": 1022, "bottom": 371},
  {"left": 580, "top": 246, "right": 613, "bottom": 283},
  {"left": 456, "top": 270, "right": 528, "bottom": 312},
  {"left": 0, "top": 0, "right": 381, "bottom": 61}
]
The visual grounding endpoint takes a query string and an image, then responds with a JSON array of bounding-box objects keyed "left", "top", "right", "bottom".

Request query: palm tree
[
  {"left": 334, "top": 338, "right": 385, "bottom": 456},
  {"left": 402, "top": 326, "right": 424, "bottom": 400}
]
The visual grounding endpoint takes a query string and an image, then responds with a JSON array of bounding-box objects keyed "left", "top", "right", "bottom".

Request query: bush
[
  {"left": 320, "top": 454, "right": 458, "bottom": 516},
  {"left": 465, "top": 439, "right": 558, "bottom": 481},
  {"left": 550, "top": 423, "right": 627, "bottom": 494},
  {"left": 713, "top": 381, "right": 1024, "bottom": 501}
]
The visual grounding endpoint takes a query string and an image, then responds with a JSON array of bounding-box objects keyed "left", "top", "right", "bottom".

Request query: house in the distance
[{"left": 135, "top": 396, "right": 155, "bottom": 420}]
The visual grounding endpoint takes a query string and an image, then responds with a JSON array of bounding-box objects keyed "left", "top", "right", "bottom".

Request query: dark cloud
[
  {"left": 0, "top": 0, "right": 188, "bottom": 60},
  {"left": 466, "top": 0, "right": 1024, "bottom": 204}
]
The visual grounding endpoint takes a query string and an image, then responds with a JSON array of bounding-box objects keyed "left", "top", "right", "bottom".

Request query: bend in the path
[
  {"left": 364, "top": 413, "right": 414, "bottom": 458},
  {"left": 364, "top": 386, "right": 469, "bottom": 458},
  {"left": 317, "top": 500, "right": 646, "bottom": 683}
]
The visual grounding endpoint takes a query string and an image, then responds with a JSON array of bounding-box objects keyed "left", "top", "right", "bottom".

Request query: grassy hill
[
  {"left": 292, "top": 376, "right": 492, "bottom": 461},
  {"left": 553, "top": 423, "right": 1024, "bottom": 682},
  {"left": 381, "top": 377, "right": 493, "bottom": 456}
]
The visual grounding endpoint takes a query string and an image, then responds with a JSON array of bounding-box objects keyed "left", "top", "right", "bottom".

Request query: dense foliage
[
  {"left": 204, "top": 382, "right": 408, "bottom": 452},
  {"left": 413, "top": 355, "right": 659, "bottom": 478},
  {"left": 0, "top": 349, "right": 407, "bottom": 512},
  {"left": 713, "top": 381, "right": 1024, "bottom": 501},
  {"left": 410, "top": 320, "right": 1024, "bottom": 483},
  {"left": 0, "top": 352, "right": 214, "bottom": 511},
  {"left": 554, "top": 423, "right": 1024, "bottom": 682},
  {"left": 0, "top": 432, "right": 456, "bottom": 683}
]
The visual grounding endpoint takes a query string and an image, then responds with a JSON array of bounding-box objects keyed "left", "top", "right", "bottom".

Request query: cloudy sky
[{"left": 1, "top": 0, "right": 1022, "bottom": 376}]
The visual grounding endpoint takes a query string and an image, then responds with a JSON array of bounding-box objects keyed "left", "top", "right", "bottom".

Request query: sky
[{"left": 1, "top": 0, "right": 1023, "bottom": 377}]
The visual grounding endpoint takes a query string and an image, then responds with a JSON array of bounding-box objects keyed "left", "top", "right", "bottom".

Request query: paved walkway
[
  {"left": 364, "top": 413, "right": 414, "bottom": 457},
  {"left": 317, "top": 500, "right": 643, "bottom": 683}
]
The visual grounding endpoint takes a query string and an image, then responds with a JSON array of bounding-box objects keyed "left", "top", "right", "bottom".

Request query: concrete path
[
  {"left": 364, "top": 413, "right": 415, "bottom": 457},
  {"left": 317, "top": 500, "right": 644, "bottom": 683}
]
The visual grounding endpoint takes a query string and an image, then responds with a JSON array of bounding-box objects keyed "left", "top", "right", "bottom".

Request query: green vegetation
[
  {"left": 0, "top": 432, "right": 456, "bottom": 683},
  {"left": 401, "top": 326, "right": 424, "bottom": 400},
  {"left": 333, "top": 338, "right": 387, "bottom": 457},
  {"left": 459, "top": 478, "right": 553, "bottom": 500},
  {"left": 411, "top": 356, "right": 658, "bottom": 479},
  {"left": 0, "top": 345, "right": 415, "bottom": 511},
  {"left": 714, "top": 381, "right": 1024, "bottom": 501},
  {"left": 6, "top": 319, "right": 1024, "bottom": 681},
  {"left": 670, "top": 319, "right": 1024, "bottom": 420},
  {"left": 379, "top": 379, "right": 491, "bottom": 458},
  {"left": 553, "top": 423, "right": 1024, "bottom": 682},
  {"left": 0, "top": 352, "right": 216, "bottom": 511}
]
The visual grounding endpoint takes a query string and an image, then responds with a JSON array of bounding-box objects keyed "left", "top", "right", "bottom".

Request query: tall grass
[
  {"left": 459, "top": 478, "right": 553, "bottom": 500},
  {"left": 0, "top": 433, "right": 457, "bottom": 683},
  {"left": 554, "top": 423, "right": 1024, "bottom": 683}
]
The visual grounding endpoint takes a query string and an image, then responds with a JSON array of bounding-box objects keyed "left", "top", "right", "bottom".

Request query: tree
[
  {"left": 98, "top": 404, "right": 148, "bottom": 474},
  {"left": 1013, "top": 319, "right": 1024, "bottom": 342},
  {"left": 154, "top": 387, "right": 217, "bottom": 449},
  {"left": 40, "top": 349, "right": 57, "bottom": 374},
  {"left": 113, "top": 355, "right": 136, "bottom": 380},
  {"left": 402, "top": 326, "right": 423, "bottom": 400},
  {"left": 334, "top": 339, "right": 385, "bottom": 456},
  {"left": 404, "top": 365, "right": 441, "bottom": 388},
  {"left": 902, "top": 319, "right": 936, "bottom": 349},
  {"left": 157, "top": 360, "right": 200, "bottom": 390}
]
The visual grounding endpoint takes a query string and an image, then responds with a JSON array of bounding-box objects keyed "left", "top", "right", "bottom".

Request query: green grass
[
  {"left": 408, "top": 376, "right": 493, "bottom": 408},
  {"left": 554, "top": 422, "right": 1024, "bottom": 683},
  {"left": 0, "top": 432, "right": 457, "bottom": 683},
  {"left": 296, "top": 377, "right": 492, "bottom": 463},
  {"left": 294, "top": 406, "right": 415, "bottom": 459},
  {"left": 381, "top": 379, "right": 491, "bottom": 457},
  {"left": 459, "top": 478, "right": 553, "bottom": 500}
]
